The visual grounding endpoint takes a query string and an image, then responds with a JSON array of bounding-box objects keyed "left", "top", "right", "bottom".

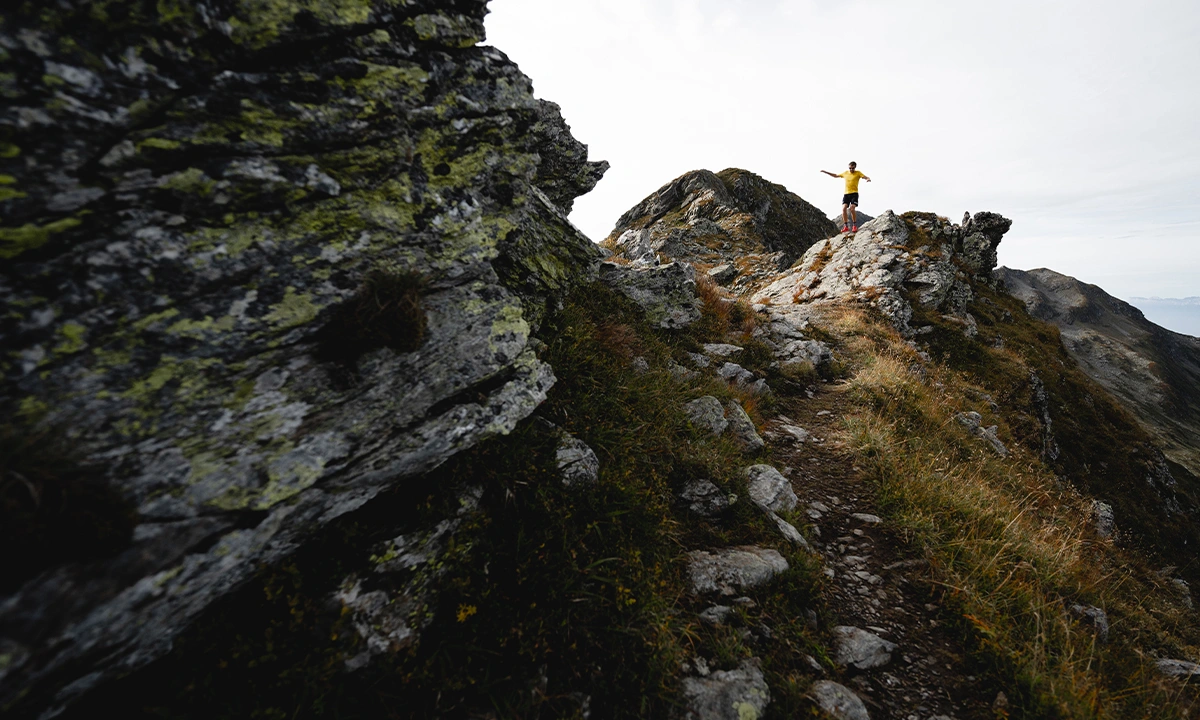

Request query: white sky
[{"left": 485, "top": 0, "right": 1200, "bottom": 300}]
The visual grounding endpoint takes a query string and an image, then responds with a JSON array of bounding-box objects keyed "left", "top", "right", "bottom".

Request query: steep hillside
[
  {"left": 4, "top": 3, "right": 1200, "bottom": 719},
  {"left": 998, "top": 267, "right": 1200, "bottom": 479},
  {"left": 603, "top": 168, "right": 838, "bottom": 291}
]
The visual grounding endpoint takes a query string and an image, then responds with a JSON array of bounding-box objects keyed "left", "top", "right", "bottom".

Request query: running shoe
[
  {"left": 851, "top": 224, "right": 858, "bottom": 232},
  {"left": 841, "top": 225, "right": 849, "bottom": 233}
]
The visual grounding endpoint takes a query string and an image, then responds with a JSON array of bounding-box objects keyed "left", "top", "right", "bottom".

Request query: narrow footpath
[{"left": 766, "top": 378, "right": 1002, "bottom": 720}]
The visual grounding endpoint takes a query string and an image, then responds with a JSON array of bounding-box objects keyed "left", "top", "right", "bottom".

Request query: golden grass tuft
[{"left": 835, "top": 310, "right": 1200, "bottom": 718}]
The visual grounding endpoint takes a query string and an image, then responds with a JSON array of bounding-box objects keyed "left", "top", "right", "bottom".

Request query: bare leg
[
  {"left": 841, "top": 204, "right": 849, "bottom": 227},
  {"left": 850, "top": 204, "right": 857, "bottom": 226}
]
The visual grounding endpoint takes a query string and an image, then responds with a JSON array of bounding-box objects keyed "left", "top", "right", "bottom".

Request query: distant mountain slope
[
  {"left": 603, "top": 168, "right": 838, "bottom": 290},
  {"left": 997, "top": 267, "right": 1200, "bottom": 478},
  {"left": 1128, "top": 297, "right": 1200, "bottom": 337}
]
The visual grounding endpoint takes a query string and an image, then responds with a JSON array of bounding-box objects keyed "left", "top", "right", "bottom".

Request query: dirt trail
[{"left": 767, "top": 379, "right": 1001, "bottom": 720}]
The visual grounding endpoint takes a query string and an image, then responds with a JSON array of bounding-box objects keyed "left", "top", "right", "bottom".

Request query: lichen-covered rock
[
  {"left": 0, "top": 1, "right": 605, "bottom": 713},
  {"left": 686, "top": 546, "right": 789, "bottom": 596},
  {"left": 598, "top": 260, "right": 700, "bottom": 328},
  {"left": 686, "top": 396, "right": 729, "bottom": 435},
  {"left": 681, "top": 658, "right": 771, "bottom": 720},
  {"left": 809, "top": 680, "right": 871, "bottom": 720}
]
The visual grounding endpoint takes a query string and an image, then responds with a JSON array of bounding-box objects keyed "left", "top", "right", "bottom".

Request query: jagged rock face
[
  {"left": 0, "top": 1, "right": 605, "bottom": 714},
  {"left": 754, "top": 210, "right": 1011, "bottom": 335},
  {"left": 997, "top": 267, "right": 1200, "bottom": 478},
  {"left": 604, "top": 168, "right": 838, "bottom": 291}
]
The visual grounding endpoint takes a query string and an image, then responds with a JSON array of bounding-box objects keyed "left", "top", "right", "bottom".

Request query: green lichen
[
  {"left": 226, "top": 0, "right": 373, "bottom": 49},
  {"left": 139, "top": 137, "right": 182, "bottom": 151},
  {"left": 167, "top": 315, "right": 236, "bottom": 339},
  {"left": 0, "top": 143, "right": 19, "bottom": 158},
  {"left": 53, "top": 322, "right": 88, "bottom": 355},
  {"left": 264, "top": 287, "right": 319, "bottom": 330},
  {"left": 160, "top": 167, "right": 216, "bottom": 196},
  {"left": 0, "top": 217, "right": 82, "bottom": 259},
  {"left": 17, "top": 396, "right": 49, "bottom": 420}
]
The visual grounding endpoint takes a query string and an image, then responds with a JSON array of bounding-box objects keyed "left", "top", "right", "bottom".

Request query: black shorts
[{"left": 842, "top": 193, "right": 859, "bottom": 205}]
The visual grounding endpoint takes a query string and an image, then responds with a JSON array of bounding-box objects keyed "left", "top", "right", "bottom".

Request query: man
[{"left": 821, "top": 161, "right": 871, "bottom": 233}]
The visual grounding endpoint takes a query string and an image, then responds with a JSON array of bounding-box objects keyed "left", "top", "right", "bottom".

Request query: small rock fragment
[
  {"left": 849, "top": 513, "right": 882, "bottom": 525},
  {"left": 726, "top": 400, "right": 765, "bottom": 452},
  {"left": 745, "top": 465, "right": 798, "bottom": 513},
  {"left": 832, "top": 626, "right": 897, "bottom": 670},
  {"left": 1070, "top": 604, "right": 1110, "bottom": 642},
  {"left": 679, "top": 479, "right": 738, "bottom": 517},
  {"left": 809, "top": 680, "right": 870, "bottom": 720},
  {"left": 1091, "top": 500, "right": 1115, "bottom": 539},
  {"left": 1156, "top": 658, "right": 1200, "bottom": 677},
  {"left": 556, "top": 433, "right": 600, "bottom": 489}
]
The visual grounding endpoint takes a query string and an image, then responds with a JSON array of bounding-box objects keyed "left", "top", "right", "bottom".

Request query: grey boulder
[
  {"left": 832, "top": 626, "right": 897, "bottom": 670},
  {"left": 681, "top": 659, "right": 771, "bottom": 720},
  {"left": 686, "top": 547, "right": 789, "bottom": 596},
  {"left": 809, "top": 680, "right": 871, "bottom": 720},
  {"left": 745, "top": 465, "right": 798, "bottom": 513}
]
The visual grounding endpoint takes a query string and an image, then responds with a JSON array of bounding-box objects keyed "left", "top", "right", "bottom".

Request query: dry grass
[{"left": 829, "top": 308, "right": 1200, "bottom": 718}]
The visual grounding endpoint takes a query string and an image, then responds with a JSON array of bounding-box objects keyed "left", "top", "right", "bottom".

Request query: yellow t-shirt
[{"left": 838, "top": 170, "right": 865, "bottom": 193}]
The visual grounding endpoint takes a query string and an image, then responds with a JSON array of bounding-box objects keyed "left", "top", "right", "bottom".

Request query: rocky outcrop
[
  {"left": 604, "top": 168, "right": 837, "bottom": 291},
  {"left": 997, "top": 267, "right": 1200, "bottom": 478},
  {"left": 0, "top": 1, "right": 605, "bottom": 714},
  {"left": 754, "top": 211, "right": 1011, "bottom": 336}
]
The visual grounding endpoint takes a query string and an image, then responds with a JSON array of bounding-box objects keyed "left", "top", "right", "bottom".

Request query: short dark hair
[{"left": 849, "top": 161, "right": 857, "bottom": 167}]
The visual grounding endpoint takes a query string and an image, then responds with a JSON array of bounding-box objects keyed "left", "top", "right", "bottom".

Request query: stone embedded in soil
[
  {"left": 556, "top": 433, "right": 600, "bottom": 489},
  {"left": 681, "top": 658, "right": 771, "bottom": 720},
  {"left": 850, "top": 513, "right": 882, "bottom": 525},
  {"left": 745, "top": 465, "right": 798, "bottom": 513},
  {"left": 767, "top": 510, "right": 812, "bottom": 550},
  {"left": 809, "top": 680, "right": 871, "bottom": 720},
  {"left": 679, "top": 479, "right": 738, "bottom": 517},
  {"left": 698, "top": 605, "right": 735, "bottom": 626},
  {"left": 686, "top": 396, "right": 729, "bottom": 435},
  {"left": 686, "top": 546, "right": 789, "bottom": 596},
  {"left": 1156, "top": 658, "right": 1200, "bottom": 677},
  {"left": 726, "top": 400, "right": 766, "bottom": 452},
  {"left": 1069, "top": 604, "right": 1110, "bottom": 643},
  {"left": 703, "top": 343, "right": 744, "bottom": 358},
  {"left": 833, "top": 625, "right": 898, "bottom": 670}
]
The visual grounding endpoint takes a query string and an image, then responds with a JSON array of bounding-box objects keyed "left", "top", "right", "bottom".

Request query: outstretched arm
[
  {"left": 862, "top": 175, "right": 872, "bottom": 182},
  {"left": 820, "top": 170, "right": 839, "bottom": 177}
]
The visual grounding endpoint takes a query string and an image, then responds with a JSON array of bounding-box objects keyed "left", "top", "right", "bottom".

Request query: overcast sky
[{"left": 485, "top": 0, "right": 1200, "bottom": 302}]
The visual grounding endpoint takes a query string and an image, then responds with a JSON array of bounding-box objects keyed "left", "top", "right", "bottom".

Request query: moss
[
  {"left": 0, "top": 143, "right": 19, "bottom": 158},
  {"left": 0, "top": 217, "right": 82, "bottom": 259}
]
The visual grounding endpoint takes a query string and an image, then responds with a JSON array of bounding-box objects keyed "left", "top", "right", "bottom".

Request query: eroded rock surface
[
  {"left": 686, "top": 546, "right": 789, "bottom": 596},
  {"left": 754, "top": 210, "right": 1011, "bottom": 336},
  {"left": 0, "top": 1, "right": 604, "bottom": 713},
  {"left": 604, "top": 168, "right": 837, "bottom": 292}
]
